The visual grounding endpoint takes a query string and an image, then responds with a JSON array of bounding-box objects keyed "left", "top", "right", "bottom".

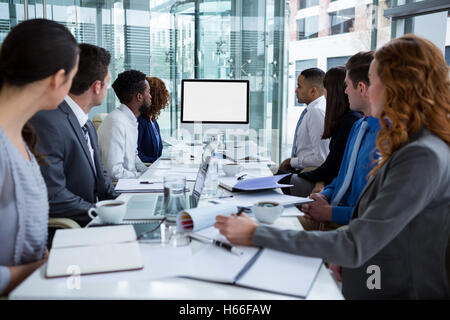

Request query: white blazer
[{"left": 97, "top": 104, "right": 148, "bottom": 180}]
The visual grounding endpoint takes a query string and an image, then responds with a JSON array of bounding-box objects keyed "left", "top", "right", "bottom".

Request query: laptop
[{"left": 122, "top": 155, "right": 211, "bottom": 221}]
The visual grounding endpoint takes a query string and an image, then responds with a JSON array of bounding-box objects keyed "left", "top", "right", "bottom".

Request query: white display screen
[{"left": 181, "top": 80, "right": 249, "bottom": 123}]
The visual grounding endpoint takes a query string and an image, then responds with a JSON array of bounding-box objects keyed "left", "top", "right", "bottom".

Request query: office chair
[
  {"left": 47, "top": 218, "right": 81, "bottom": 249},
  {"left": 92, "top": 113, "right": 108, "bottom": 131}
]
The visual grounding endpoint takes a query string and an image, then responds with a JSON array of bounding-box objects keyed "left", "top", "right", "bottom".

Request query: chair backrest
[{"left": 92, "top": 113, "right": 108, "bottom": 131}]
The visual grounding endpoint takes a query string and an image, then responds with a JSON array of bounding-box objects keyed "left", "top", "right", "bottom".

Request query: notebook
[
  {"left": 180, "top": 227, "right": 322, "bottom": 298},
  {"left": 46, "top": 225, "right": 143, "bottom": 278}
]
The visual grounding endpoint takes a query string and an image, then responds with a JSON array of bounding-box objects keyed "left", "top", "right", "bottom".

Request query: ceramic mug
[
  {"left": 88, "top": 200, "right": 127, "bottom": 224},
  {"left": 253, "top": 201, "right": 284, "bottom": 224},
  {"left": 222, "top": 163, "right": 244, "bottom": 177}
]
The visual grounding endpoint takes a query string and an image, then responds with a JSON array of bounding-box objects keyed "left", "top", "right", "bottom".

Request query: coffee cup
[
  {"left": 253, "top": 201, "right": 283, "bottom": 224},
  {"left": 88, "top": 200, "right": 127, "bottom": 224},
  {"left": 222, "top": 163, "right": 244, "bottom": 177}
]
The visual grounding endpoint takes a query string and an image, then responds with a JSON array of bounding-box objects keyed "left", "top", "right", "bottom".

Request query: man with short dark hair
[
  {"left": 97, "top": 70, "right": 151, "bottom": 180},
  {"left": 30, "top": 43, "right": 119, "bottom": 227},
  {"left": 300, "top": 51, "right": 380, "bottom": 227},
  {"left": 279, "top": 67, "right": 329, "bottom": 172}
]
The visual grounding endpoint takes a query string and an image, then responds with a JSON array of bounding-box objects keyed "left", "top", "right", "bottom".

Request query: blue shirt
[
  {"left": 137, "top": 116, "right": 163, "bottom": 163},
  {"left": 321, "top": 116, "right": 381, "bottom": 224}
]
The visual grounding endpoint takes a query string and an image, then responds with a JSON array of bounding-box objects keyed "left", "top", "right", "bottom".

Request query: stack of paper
[{"left": 46, "top": 225, "right": 143, "bottom": 278}]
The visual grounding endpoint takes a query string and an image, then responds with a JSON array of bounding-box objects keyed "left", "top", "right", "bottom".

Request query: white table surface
[{"left": 9, "top": 155, "right": 343, "bottom": 300}]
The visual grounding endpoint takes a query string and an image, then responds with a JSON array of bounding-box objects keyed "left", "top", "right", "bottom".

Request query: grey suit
[
  {"left": 254, "top": 129, "right": 450, "bottom": 299},
  {"left": 30, "top": 101, "right": 119, "bottom": 226}
]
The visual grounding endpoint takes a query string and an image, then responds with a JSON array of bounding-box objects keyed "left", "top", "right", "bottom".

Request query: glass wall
[
  {"left": 0, "top": 0, "right": 287, "bottom": 161},
  {"left": 285, "top": 0, "right": 448, "bottom": 160},
  {"left": 1, "top": 0, "right": 448, "bottom": 162}
]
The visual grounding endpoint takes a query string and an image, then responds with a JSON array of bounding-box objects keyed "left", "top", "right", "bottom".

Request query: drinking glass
[{"left": 163, "top": 175, "right": 187, "bottom": 222}]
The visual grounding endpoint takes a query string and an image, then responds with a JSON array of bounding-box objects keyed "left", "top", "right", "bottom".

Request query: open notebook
[
  {"left": 46, "top": 225, "right": 143, "bottom": 278},
  {"left": 179, "top": 227, "right": 322, "bottom": 298}
]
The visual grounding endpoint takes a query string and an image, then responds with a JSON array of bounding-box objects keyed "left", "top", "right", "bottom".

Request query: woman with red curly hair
[
  {"left": 214, "top": 34, "right": 450, "bottom": 299},
  {"left": 137, "top": 76, "right": 170, "bottom": 163}
]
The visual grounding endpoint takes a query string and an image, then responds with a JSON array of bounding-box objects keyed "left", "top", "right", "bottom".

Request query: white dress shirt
[
  {"left": 97, "top": 104, "right": 148, "bottom": 180},
  {"left": 290, "top": 95, "right": 329, "bottom": 169},
  {"left": 64, "top": 96, "right": 96, "bottom": 174}
]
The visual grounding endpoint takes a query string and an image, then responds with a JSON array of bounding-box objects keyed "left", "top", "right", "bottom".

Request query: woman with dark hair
[
  {"left": 0, "top": 19, "right": 79, "bottom": 295},
  {"left": 290, "top": 66, "right": 361, "bottom": 201},
  {"left": 137, "top": 76, "right": 170, "bottom": 163},
  {"left": 215, "top": 34, "right": 450, "bottom": 299}
]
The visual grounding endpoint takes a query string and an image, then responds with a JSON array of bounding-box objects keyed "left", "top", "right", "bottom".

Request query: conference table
[{"left": 9, "top": 146, "right": 344, "bottom": 300}]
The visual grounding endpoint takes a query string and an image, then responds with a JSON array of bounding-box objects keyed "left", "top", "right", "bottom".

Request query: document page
[
  {"left": 179, "top": 243, "right": 260, "bottom": 284},
  {"left": 235, "top": 248, "right": 322, "bottom": 298}
]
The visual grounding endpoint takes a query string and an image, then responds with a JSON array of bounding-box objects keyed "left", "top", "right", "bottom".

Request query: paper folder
[{"left": 219, "top": 173, "right": 293, "bottom": 192}]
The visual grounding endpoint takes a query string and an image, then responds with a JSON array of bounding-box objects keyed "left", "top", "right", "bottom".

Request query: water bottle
[{"left": 203, "top": 149, "right": 219, "bottom": 197}]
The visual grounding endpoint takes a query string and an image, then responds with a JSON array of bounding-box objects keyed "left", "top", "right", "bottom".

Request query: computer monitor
[{"left": 179, "top": 79, "right": 250, "bottom": 140}]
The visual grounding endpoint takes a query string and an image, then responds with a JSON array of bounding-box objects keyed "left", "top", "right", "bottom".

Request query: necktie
[
  {"left": 331, "top": 120, "right": 369, "bottom": 206},
  {"left": 81, "top": 123, "right": 89, "bottom": 143},
  {"left": 81, "top": 121, "right": 97, "bottom": 175},
  {"left": 291, "top": 107, "right": 308, "bottom": 157}
]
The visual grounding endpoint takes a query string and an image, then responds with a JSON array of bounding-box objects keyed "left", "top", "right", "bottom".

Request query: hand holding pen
[
  {"left": 188, "top": 233, "right": 243, "bottom": 256},
  {"left": 214, "top": 209, "right": 258, "bottom": 247}
]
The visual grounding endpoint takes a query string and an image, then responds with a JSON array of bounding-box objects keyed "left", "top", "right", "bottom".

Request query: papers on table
[
  {"left": 224, "top": 190, "right": 312, "bottom": 208},
  {"left": 281, "top": 205, "right": 304, "bottom": 217},
  {"left": 236, "top": 248, "right": 322, "bottom": 298},
  {"left": 115, "top": 178, "right": 190, "bottom": 193},
  {"left": 47, "top": 225, "right": 143, "bottom": 278},
  {"left": 115, "top": 178, "right": 164, "bottom": 193},
  {"left": 180, "top": 227, "right": 322, "bottom": 298}
]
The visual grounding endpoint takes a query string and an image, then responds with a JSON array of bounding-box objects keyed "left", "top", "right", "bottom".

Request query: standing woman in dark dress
[
  {"left": 137, "top": 77, "right": 170, "bottom": 163},
  {"left": 290, "top": 66, "right": 361, "bottom": 198}
]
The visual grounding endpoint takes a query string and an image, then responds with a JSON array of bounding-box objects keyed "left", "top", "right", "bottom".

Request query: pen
[
  {"left": 188, "top": 234, "right": 243, "bottom": 256},
  {"left": 236, "top": 207, "right": 246, "bottom": 216},
  {"left": 237, "top": 174, "right": 247, "bottom": 181},
  {"left": 236, "top": 206, "right": 252, "bottom": 216},
  {"left": 139, "top": 181, "right": 155, "bottom": 184}
]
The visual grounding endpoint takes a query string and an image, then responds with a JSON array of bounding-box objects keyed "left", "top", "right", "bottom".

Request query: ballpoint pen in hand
[
  {"left": 236, "top": 207, "right": 247, "bottom": 216},
  {"left": 188, "top": 233, "right": 243, "bottom": 256}
]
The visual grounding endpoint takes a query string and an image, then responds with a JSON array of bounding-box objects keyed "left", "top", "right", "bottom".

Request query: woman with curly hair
[
  {"left": 214, "top": 34, "right": 450, "bottom": 299},
  {"left": 137, "top": 76, "right": 170, "bottom": 163}
]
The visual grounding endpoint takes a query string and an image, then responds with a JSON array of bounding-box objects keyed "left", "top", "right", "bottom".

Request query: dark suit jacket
[
  {"left": 254, "top": 129, "right": 450, "bottom": 299},
  {"left": 137, "top": 115, "right": 163, "bottom": 163},
  {"left": 30, "top": 101, "right": 118, "bottom": 226}
]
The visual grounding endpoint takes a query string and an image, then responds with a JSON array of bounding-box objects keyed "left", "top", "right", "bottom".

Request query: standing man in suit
[{"left": 30, "top": 43, "right": 118, "bottom": 227}]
